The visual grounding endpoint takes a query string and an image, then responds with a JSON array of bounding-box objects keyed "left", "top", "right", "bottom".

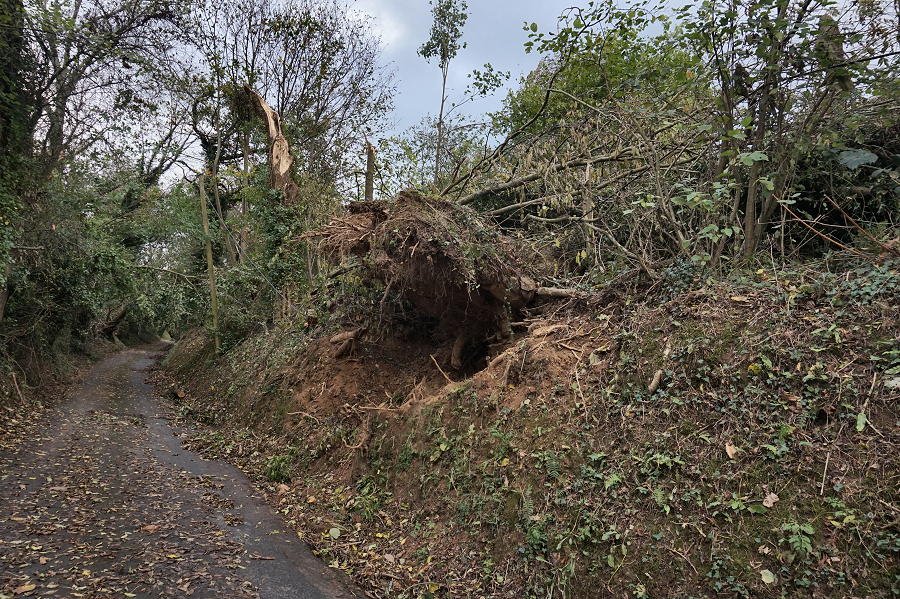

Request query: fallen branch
[
  {"left": 332, "top": 327, "right": 367, "bottom": 358},
  {"left": 333, "top": 339, "right": 353, "bottom": 358},
  {"left": 11, "top": 373, "right": 25, "bottom": 405},
  {"left": 330, "top": 328, "right": 367, "bottom": 344},
  {"left": 458, "top": 148, "right": 636, "bottom": 205},
  {"left": 131, "top": 265, "right": 199, "bottom": 283},
  {"left": 648, "top": 369, "right": 664, "bottom": 394},
  {"left": 536, "top": 287, "right": 580, "bottom": 298},
  {"left": 442, "top": 65, "right": 566, "bottom": 199},
  {"left": 825, "top": 195, "right": 900, "bottom": 258},
  {"left": 477, "top": 157, "right": 693, "bottom": 218},
  {"left": 781, "top": 201, "right": 871, "bottom": 260}
]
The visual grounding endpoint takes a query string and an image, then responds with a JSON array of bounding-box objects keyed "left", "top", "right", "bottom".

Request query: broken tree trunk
[
  {"left": 364, "top": 140, "right": 375, "bottom": 201},
  {"left": 244, "top": 86, "right": 299, "bottom": 204},
  {"left": 96, "top": 304, "right": 128, "bottom": 337}
]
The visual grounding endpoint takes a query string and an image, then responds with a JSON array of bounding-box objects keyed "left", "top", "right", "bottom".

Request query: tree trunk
[
  {"left": 244, "top": 87, "right": 299, "bottom": 204},
  {"left": 199, "top": 176, "right": 221, "bottom": 352},
  {"left": 212, "top": 99, "right": 237, "bottom": 267},
  {"left": 0, "top": 0, "right": 25, "bottom": 152},
  {"left": 364, "top": 141, "right": 375, "bottom": 201},
  {"left": 241, "top": 131, "right": 250, "bottom": 260},
  {"left": 0, "top": 262, "right": 11, "bottom": 326},
  {"left": 742, "top": 79, "right": 770, "bottom": 258},
  {"left": 434, "top": 66, "right": 448, "bottom": 187},
  {"left": 581, "top": 163, "right": 594, "bottom": 262}
]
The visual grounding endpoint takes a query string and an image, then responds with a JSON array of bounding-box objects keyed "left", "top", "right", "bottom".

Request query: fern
[
  {"left": 521, "top": 493, "right": 534, "bottom": 522},
  {"left": 546, "top": 453, "right": 561, "bottom": 480}
]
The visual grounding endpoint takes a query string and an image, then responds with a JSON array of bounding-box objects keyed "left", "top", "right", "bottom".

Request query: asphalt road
[{"left": 0, "top": 343, "right": 360, "bottom": 599}]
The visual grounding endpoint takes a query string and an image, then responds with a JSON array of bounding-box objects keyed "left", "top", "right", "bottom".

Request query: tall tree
[
  {"left": 0, "top": 0, "right": 26, "bottom": 324},
  {"left": 1, "top": 0, "right": 177, "bottom": 326},
  {"left": 418, "top": 0, "right": 467, "bottom": 187}
]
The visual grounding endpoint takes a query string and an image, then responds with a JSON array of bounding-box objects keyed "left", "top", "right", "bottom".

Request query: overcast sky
[{"left": 352, "top": 0, "right": 576, "bottom": 137}]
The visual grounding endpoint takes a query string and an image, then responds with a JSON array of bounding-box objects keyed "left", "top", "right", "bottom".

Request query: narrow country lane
[{"left": 0, "top": 344, "right": 359, "bottom": 599}]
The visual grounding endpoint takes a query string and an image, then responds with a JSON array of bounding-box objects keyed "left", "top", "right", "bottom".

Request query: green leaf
[
  {"left": 530, "top": 22, "right": 538, "bottom": 32},
  {"left": 760, "top": 569, "right": 776, "bottom": 584},
  {"left": 329, "top": 527, "right": 341, "bottom": 539},
  {"left": 838, "top": 149, "right": 878, "bottom": 170},
  {"left": 736, "top": 151, "right": 768, "bottom": 165},
  {"left": 604, "top": 473, "right": 623, "bottom": 490},
  {"left": 856, "top": 412, "right": 866, "bottom": 432},
  {"left": 748, "top": 505, "right": 768, "bottom": 514}
]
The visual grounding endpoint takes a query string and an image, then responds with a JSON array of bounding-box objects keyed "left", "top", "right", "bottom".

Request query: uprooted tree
[{"left": 311, "top": 191, "right": 577, "bottom": 370}]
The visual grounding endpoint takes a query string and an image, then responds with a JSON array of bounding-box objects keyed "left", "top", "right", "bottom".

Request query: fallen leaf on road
[
  {"left": 763, "top": 493, "right": 779, "bottom": 508},
  {"left": 13, "top": 584, "right": 36, "bottom": 594},
  {"left": 141, "top": 525, "right": 160, "bottom": 533}
]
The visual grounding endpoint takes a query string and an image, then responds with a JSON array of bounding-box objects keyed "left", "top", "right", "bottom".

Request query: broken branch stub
[{"left": 244, "top": 86, "right": 299, "bottom": 204}]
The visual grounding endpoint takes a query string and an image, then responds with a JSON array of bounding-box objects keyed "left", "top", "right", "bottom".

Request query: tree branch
[
  {"left": 131, "top": 265, "right": 199, "bottom": 283},
  {"left": 458, "top": 147, "right": 637, "bottom": 205}
]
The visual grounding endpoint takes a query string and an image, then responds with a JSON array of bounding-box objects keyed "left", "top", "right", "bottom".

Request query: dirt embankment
[{"left": 164, "top": 254, "right": 900, "bottom": 598}]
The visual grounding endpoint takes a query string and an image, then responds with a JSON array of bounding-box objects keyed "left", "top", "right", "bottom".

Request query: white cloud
[{"left": 352, "top": 0, "right": 420, "bottom": 51}]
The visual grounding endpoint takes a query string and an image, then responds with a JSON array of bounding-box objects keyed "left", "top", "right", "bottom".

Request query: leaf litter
[{"left": 0, "top": 353, "right": 263, "bottom": 598}]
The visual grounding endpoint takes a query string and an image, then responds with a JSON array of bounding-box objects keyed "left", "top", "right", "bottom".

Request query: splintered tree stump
[{"left": 244, "top": 86, "right": 299, "bottom": 204}]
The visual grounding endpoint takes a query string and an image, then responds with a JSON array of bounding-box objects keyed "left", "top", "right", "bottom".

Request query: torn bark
[{"left": 244, "top": 86, "right": 299, "bottom": 204}]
